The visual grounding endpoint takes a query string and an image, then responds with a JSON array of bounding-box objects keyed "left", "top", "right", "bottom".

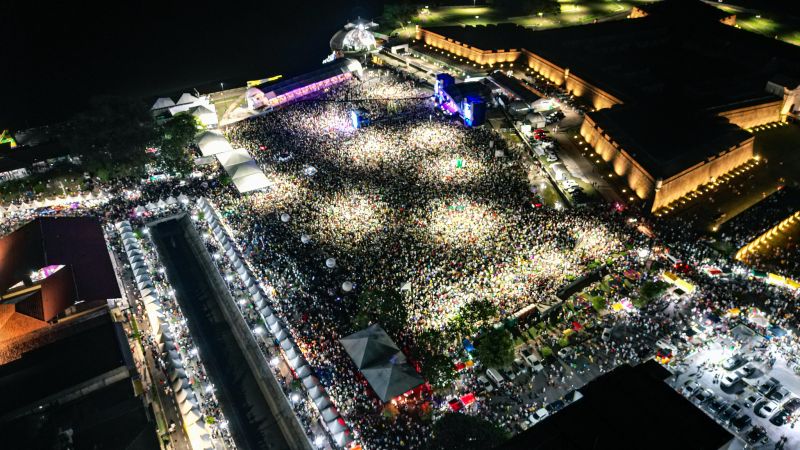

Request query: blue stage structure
[{"left": 434, "top": 73, "right": 489, "bottom": 127}]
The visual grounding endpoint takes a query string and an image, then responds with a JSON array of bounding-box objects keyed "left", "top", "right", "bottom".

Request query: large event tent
[{"left": 340, "top": 323, "right": 424, "bottom": 402}]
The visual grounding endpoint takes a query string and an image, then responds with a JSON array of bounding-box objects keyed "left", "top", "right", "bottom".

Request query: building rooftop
[
  {"left": 0, "top": 217, "right": 121, "bottom": 303},
  {"left": 443, "top": 81, "right": 491, "bottom": 104},
  {"left": 499, "top": 361, "right": 733, "bottom": 450},
  {"left": 588, "top": 105, "right": 754, "bottom": 179},
  {"left": 424, "top": 1, "right": 800, "bottom": 112},
  {"left": 0, "top": 309, "right": 158, "bottom": 450}
]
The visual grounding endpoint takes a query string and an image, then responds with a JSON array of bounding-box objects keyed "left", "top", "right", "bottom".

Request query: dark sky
[{"left": 2, "top": 0, "right": 385, "bottom": 129}]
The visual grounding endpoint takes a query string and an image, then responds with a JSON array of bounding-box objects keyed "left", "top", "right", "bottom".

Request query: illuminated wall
[
  {"left": 628, "top": 6, "right": 736, "bottom": 25},
  {"left": 416, "top": 28, "right": 520, "bottom": 66},
  {"left": 564, "top": 72, "right": 623, "bottom": 111},
  {"left": 580, "top": 116, "right": 755, "bottom": 212},
  {"left": 580, "top": 117, "right": 655, "bottom": 201},
  {"left": 653, "top": 137, "right": 754, "bottom": 211},
  {"left": 715, "top": 99, "right": 783, "bottom": 128}
]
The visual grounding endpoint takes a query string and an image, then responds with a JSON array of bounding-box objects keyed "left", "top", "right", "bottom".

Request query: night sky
[{"left": 2, "top": 0, "right": 384, "bottom": 129}]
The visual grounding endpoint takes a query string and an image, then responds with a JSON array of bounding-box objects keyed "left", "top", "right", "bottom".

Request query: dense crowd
[
  {"left": 2, "top": 65, "right": 800, "bottom": 450},
  {"left": 213, "top": 69, "right": 633, "bottom": 449}
]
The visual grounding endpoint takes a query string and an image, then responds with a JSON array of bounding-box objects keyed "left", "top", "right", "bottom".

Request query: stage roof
[
  {"left": 489, "top": 71, "right": 541, "bottom": 105},
  {"left": 251, "top": 58, "right": 362, "bottom": 98},
  {"left": 340, "top": 324, "right": 424, "bottom": 402}
]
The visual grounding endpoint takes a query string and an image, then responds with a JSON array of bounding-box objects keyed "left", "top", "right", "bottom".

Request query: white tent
[
  {"left": 178, "top": 194, "right": 190, "bottom": 204},
  {"left": 313, "top": 393, "right": 331, "bottom": 411},
  {"left": 192, "top": 105, "right": 218, "bottom": 128},
  {"left": 152, "top": 97, "right": 176, "bottom": 110},
  {"left": 216, "top": 148, "right": 253, "bottom": 167},
  {"left": 177, "top": 93, "right": 200, "bottom": 106},
  {"left": 197, "top": 131, "right": 233, "bottom": 156},
  {"left": 166, "top": 196, "right": 178, "bottom": 205}
]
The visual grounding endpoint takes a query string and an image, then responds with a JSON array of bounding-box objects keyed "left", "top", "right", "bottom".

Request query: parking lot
[{"left": 670, "top": 324, "right": 800, "bottom": 449}]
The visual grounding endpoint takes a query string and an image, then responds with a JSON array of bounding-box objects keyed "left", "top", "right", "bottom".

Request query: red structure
[{"left": 0, "top": 217, "right": 119, "bottom": 322}]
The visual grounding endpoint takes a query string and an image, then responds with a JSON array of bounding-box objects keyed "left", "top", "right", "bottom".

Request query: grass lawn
[
  {"left": 397, "top": 0, "right": 640, "bottom": 35},
  {"left": 735, "top": 13, "right": 800, "bottom": 46}
]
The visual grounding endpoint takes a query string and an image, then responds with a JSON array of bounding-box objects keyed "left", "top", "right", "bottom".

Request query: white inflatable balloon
[
  {"left": 280, "top": 213, "right": 290, "bottom": 223},
  {"left": 301, "top": 234, "right": 311, "bottom": 244},
  {"left": 342, "top": 281, "right": 353, "bottom": 292},
  {"left": 325, "top": 258, "right": 336, "bottom": 269}
]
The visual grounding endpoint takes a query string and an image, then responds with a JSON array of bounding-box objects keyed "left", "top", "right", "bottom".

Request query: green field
[
  {"left": 391, "top": 1, "right": 800, "bottom": 47},
  {"left": 391, "top": 0, "right": 640, "bottom": 38}
]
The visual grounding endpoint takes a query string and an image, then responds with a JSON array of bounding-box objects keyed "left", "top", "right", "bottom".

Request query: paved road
[{"left": 150, "top": 217, "right": 290, "bottom": 450}]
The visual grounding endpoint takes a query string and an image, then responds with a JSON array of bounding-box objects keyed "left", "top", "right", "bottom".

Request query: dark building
[
  {"left": 0, "top": 308, "right": 159, "bottom": 450},
  {"left": 498, "top": 361, "right": 734, "bottom": 450},
  {"left": 417, "top": 0, "right": 800, "bottom": 212},
  {"left": 0, "top": 217, "right": 120, "bottom": 323}
]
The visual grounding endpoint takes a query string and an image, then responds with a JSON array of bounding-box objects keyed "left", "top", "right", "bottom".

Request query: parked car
[
  {"left": 512, "top": 358, "right": 528, "bottom": 376},
  {"left": 692, "top": 388, "right": 713, "bottom": 404},
  {"left": 601, "top": 327, "right": 613, "bottom": 342},
  {"left": 720, "top": 373, "right": 741, "bottom": 389},
  {"left": 754, "top": 400, "right": 779, "bottom": 418},
  {"left": 486, "top": 368, "right": 505, "bottom": 387},
  {"left": 718, "top": 403, "right": 742, "bottom": 424},
  {"left": 730, "top": 413, "right": 752, "bottom": 432},
  {"left": 682, "top": 380, "right": 700, "bottom": 396},
  {"left": 767, "top": 386, "right": 790, "bottom": 402},
  {"left": 769, "top": 409, "right": 792, "bottom": 426},
  {"left": 477, "top": 375, "right": 493, "bottom": 393},
  {"left": 743, "top": 392, "right": 760, "bottom": 408},
  {"left": 528, "top": 408, "right": 549, "bottom": 425},
  {"left": 704, "top": 397, "right": 726, "bottom": 415},
  {"left": 500, "top": 366, "right": 517, "bottom": 381},
  {"left": 744, "top": 426, "right": 767, "bottom": 445},
  {"left": 735, "top": 363, "right": 757, "bottom": 379},
  {"left": 722, "top": 355, "right": 746, "bottom": 370},
  {"left": 782, "top": 397, "right": 800, "bottom": 413},
  {"left": 757, "top": 377, "right": 780, "bottom": 396}
]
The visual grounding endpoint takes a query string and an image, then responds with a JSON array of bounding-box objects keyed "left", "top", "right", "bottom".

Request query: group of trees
[
  {"left": 634, "top": 280, "right": 669, "bottom": 308},
  {"left": 475, "top": 328, "right": 515, "bottom": 368},
  {"left": 63, "top": 96, "right": 199, "bottom": 181}
]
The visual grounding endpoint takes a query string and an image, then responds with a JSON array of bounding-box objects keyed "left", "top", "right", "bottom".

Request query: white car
[
  {"left": 721, "top": 373, "right": 741, "bottom": 389},
  {"left": 755, "top": 400, "right": 779, "bottom": 418},
  {"left": 528, "top": 408, "right": 549, "bottom": 425},
  {"left": 477, "top": 375, "right": 494, "bottom": 393}
]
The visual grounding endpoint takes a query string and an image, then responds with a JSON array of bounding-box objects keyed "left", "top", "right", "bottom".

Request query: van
[{"left": 486, "top": 368, "right": 505, "bottom": 386}]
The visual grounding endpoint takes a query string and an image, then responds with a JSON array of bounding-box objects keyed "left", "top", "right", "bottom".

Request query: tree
[
  {"left": 539, "top": 345, "right": 553, "bottom": 359},
  {"left": 64, "top": 96, "right": 158, "bottom": 178},
  {"left": 475, "top": 328, "right": 514, "bottom": 368},
  {"left": 431, "top": 413, "right": 508, "bottom": 450},
  {"left": 382, "top": 3, "right": 419, "bottom": 29},
  {"left": 157, "top": 113, "right": 198, "bottom": 175},
  {"left": 635, "top": 280, "right": 669, "bottom": 308},
  {"left": 591, "top": 296, "right": 607, "bottom": 313},
  {"left": 422, "top": 352, "right": 457, "bottom": 390}
]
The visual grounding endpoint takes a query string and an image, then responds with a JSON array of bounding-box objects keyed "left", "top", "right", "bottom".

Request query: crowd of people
[
  {"left": 1, "top": 64, "right": 800, "bottom": 450},
  {"left": 214, "top": 68, "right": 636, "bottom": 448}
]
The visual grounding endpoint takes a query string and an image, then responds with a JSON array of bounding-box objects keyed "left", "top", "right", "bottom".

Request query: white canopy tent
[{"left": 196, "top": 131, "right": 233, "bottom": 156}]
